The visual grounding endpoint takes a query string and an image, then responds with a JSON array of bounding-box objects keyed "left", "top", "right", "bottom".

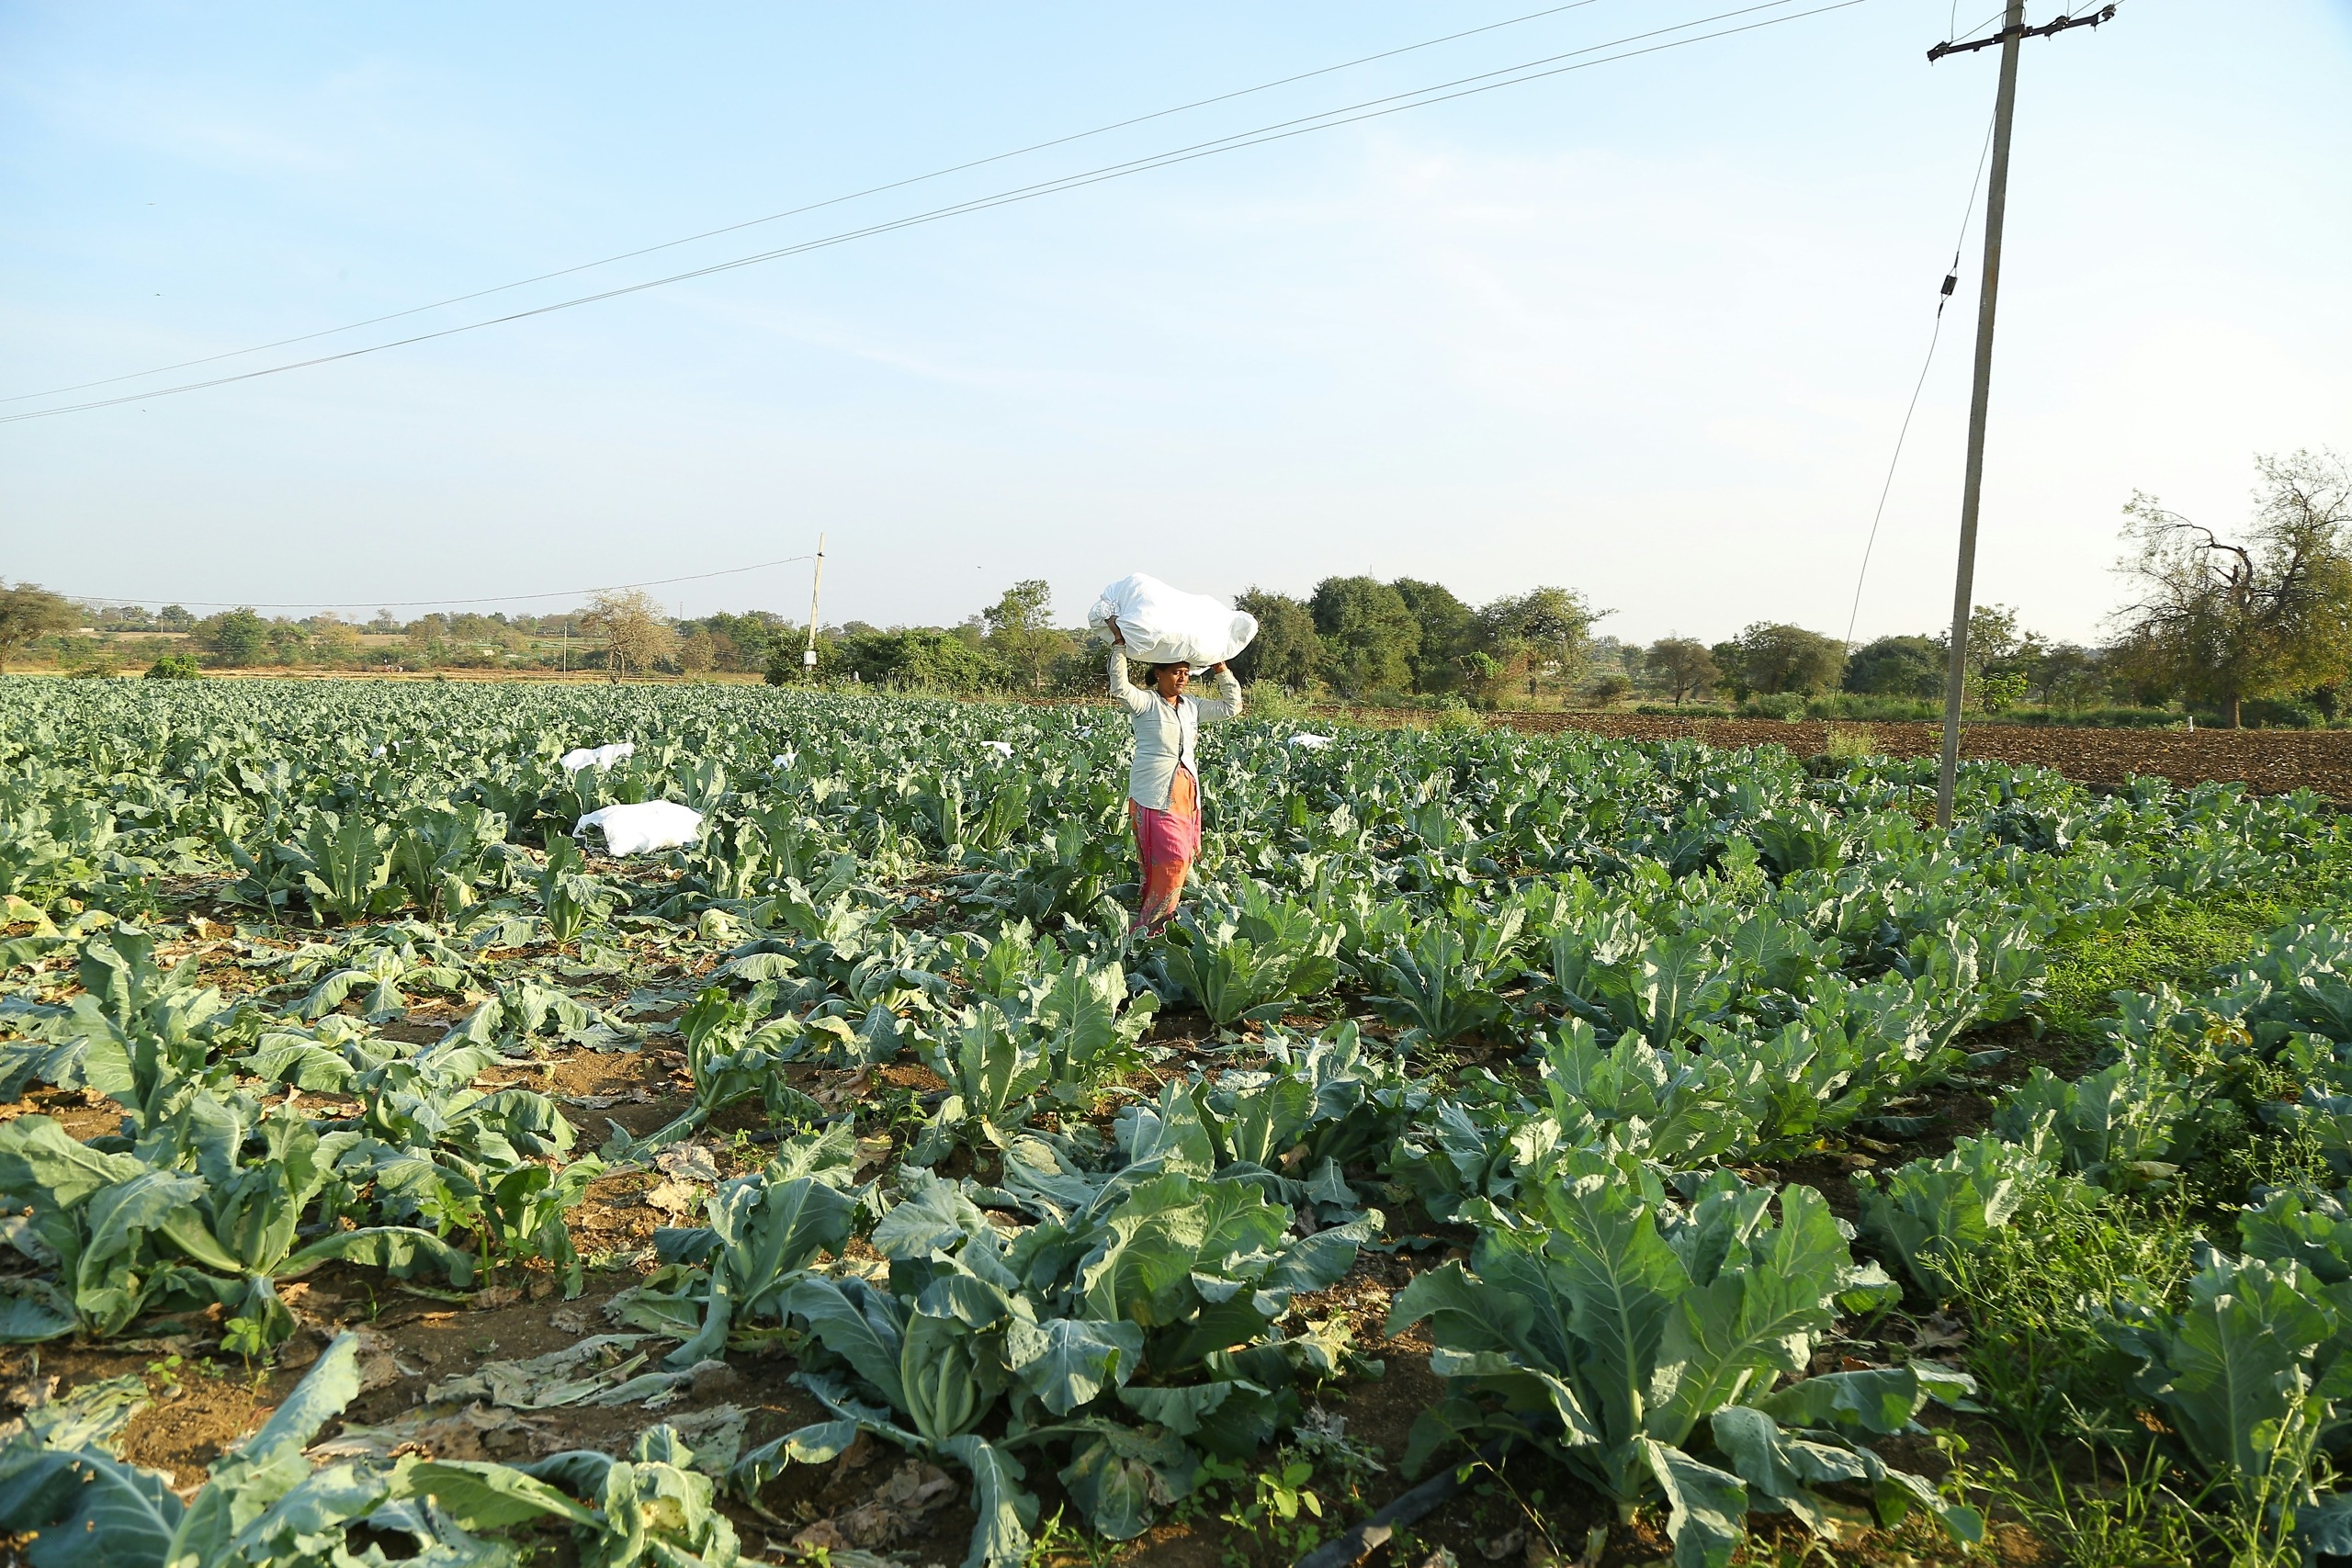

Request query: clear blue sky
[{"left": 6, "top": 1, "right": 2348, "bottom": 646}]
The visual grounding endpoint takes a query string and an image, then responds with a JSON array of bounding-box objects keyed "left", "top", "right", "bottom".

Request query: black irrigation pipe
[{"left": 1292, "top": 1439, "right": 1510, "bottom": 1568}]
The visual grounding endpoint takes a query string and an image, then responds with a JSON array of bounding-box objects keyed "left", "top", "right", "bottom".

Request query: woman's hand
[
  {"left": 1106, "top": 615, "right": 1125, "bottom": 647},
  {"left": 1208, "top": 661, "right": 1227, "bottom": 674}
]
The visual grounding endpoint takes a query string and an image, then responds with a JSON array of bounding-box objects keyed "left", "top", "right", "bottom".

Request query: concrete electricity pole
[
  {"left": 1930, "top": 2, "right": 2117, "bottom": 829},
  {"left": 803, "top": 535, "right": 827, "bottom": 678}
]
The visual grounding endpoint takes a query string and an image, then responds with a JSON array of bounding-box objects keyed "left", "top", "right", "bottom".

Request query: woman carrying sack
[{"left": 1105, "top": 615, "right": 1243, "bottom": 934}]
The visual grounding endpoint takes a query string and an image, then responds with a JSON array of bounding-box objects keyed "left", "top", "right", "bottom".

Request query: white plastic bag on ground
[
  {"left": 560, "top": 742, "right": 635, "bottom": 773},
  {"left": 576, "top": 801, "right": 704, "bottom": 855},
  {"left": 1087, "top": 574, "right": 1258, "bottom": 669}
]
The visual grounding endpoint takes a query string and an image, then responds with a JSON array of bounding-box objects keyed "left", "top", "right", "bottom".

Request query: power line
[
  {"left": 1, "top": 0, "right": 1873, "bottom": 426},
  {"left": 1843, "top": 110, "right": 1997, "bottom": 653},
  {"left": 2, "top": 1, "right": 1616, "bottom": 407},
  {"left": 54, "top": 552, "right": 817, "bottom": 612}
]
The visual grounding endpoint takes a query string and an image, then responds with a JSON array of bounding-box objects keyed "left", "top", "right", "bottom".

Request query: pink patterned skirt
[{"left": 1130, "top": 766, "right": 1200, "bottom": 933}]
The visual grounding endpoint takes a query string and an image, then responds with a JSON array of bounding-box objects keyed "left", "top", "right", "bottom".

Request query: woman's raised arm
[
  {"left": 1193, "top": 662, "right": 1244, "bottom": 723},
  {"left": 1107, "top": 642, "right": 1150, "bottom": 715}
]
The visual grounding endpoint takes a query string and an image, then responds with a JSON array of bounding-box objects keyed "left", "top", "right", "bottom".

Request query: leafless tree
[
  {"left": 581, "top": 589, "right": 679, "bottom": 680},
  {"left": 2108, "top": 451, "right": 2352, "bottom": 727}
]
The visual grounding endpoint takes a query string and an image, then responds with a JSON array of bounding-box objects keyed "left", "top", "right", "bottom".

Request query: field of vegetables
[
  {"left": 1487, "top": 714, "right": 2352, "bottom": 804},
  {"left": 4, "top": 676, "right": 2352, "bottom": 1568}
]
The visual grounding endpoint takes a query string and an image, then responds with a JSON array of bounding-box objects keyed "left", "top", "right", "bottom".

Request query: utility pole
[
  {"left": 803, "top": 534, "right": 827, "bottom": 680},
  {"left": 1930, "top": 2, "right": 2117, "bottom": 829}
]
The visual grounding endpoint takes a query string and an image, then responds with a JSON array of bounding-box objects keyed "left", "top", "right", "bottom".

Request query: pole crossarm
[{"left": 1928, "top": 5, "right": 2116, "bottom": 62}]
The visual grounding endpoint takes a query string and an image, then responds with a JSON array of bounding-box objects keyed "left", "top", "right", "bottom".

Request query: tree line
[{"left": 4, "top": 450, "right": 2346, "bottom": 727}]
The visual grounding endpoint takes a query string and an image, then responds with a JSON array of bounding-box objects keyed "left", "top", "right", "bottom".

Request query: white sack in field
[
  {"left": 560, "top": 742, "right": 635, "bottom": 773},
  {"left": 982, "top": 741, "right": 1014, "bottom": 758},
  {"left": 576, "top": 801, "right": 704, "bottom": 855},
  {"left": 1088, "top": 574, "right": 1258, "bottom": 669},
  {"left": 1286, "top": 733, "right": 1333, "bottom": 750}
]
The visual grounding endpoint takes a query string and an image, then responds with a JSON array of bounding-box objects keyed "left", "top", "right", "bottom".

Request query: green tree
[
  {"left": 1720, "top": 622, "right": 1845, "bottom": 696},
  {"left": 1231, "top": 588, "right": 1321, "bottom": 689},
  {"left": 701, "top": 610, "right": 784, "bottom": 672},
  {"left": 311, "top": 618, "right": 362, "bottom": 667},
  {"left": 1389, "top": 578, "right": 1476, "bottom": 694},
  {"left": 2024, "top": 642, "right": 2106, "bottom": 709},
  {"left": 835, "top": 628, "right": 1007, "bottom": 693},
  {"left": 1842, "top": 635, "right": 1942, "bottom": 697},
  {"left": 764, "top": 630, "right": 836, "bottom": 685},
  {"left": 197, "top": 607, "right": 270, "bottom": 668},
  {"left": 1309, "top": 576, "right": 1419, "bottom": 699},
  {"left": 1928, "top": 603, "right": 2028, "bottom": 694},
  {"left": 2109, "top": 451, "right": 2352, "bottom": 728},
  {"left": 0, "top": 581, "right": 74, "bottom": 674},
  {"left": 1643, "top": 637, "right": 1720, "bottom": 706},
  {"left": 266, "top": 620, "right": 313, "bottom": 666},
  {"left": 1472, "top": 586, "right": 1601, "bottom": 704},
  {"left": 979, "top": 579, "right": 1062, "bottom": 691}
]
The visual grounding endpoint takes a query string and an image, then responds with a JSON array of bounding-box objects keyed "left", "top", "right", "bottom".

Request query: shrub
[
  {"left": 1820, "top": 723, "right": 1878, "bottom": 761},
  {"left": 1634, "top": 703, "right": 1735, "bottom": 718},
  {"left": 143, "top": 653, "right": 201, "bottom": 681},
  {"left": 1243, "top": 683, "right": 1317, "bottom": 723},
  {"left": 2232, "top": 696, "right": 2326, "bottom": 728}
]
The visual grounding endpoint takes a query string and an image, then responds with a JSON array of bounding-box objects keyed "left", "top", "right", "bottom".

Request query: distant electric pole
[
  {"left": 1930, "top": 2, "right": 2118, "bottom": 829},
  {"left": 803, "top": 535, "right": 827, "bottom": 680}
]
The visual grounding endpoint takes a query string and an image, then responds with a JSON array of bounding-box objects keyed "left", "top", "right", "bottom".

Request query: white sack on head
[
  {"left": 575, "top": 801, "right": 704, "bottom": 855},
  {"left": 1087, "top": 574, "right": 1258, "bottom": 669},
  {"left": 560, "top": 742, "right": 635, "bottom": 773}
]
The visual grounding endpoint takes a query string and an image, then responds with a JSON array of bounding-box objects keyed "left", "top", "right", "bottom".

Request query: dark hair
[{"left": 1148, "top": 662, "right": 1189, "bottom": 682}]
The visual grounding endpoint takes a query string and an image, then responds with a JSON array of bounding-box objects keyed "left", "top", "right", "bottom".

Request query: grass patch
[{"left": 2037, "top": 853, "right": 2352, "bottom": 1050}]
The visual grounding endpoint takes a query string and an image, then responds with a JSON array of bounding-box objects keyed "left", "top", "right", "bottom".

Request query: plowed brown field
[{"left": 1471, "top": 713, "right": 2352, "bottom": 802}]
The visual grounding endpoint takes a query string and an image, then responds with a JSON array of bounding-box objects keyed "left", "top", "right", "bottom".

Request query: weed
[
  {"left": 222, "top": 1315, "right": 268, "bottom": 1361},
  {"left": 1821, "top": 723, "right": 1878, "bottom": 762},
  {"left": 1964, "top": 1444, "right": 2204, "bottom": 1568},
  {"left": 1289, "top": 1407, "right": 1386, "bottom": 1512},
  {"left": 1938, "top": 1195, "right": 2200, "bottom": 1450},
  {"left": 1216, "top": 1455, "right": 1324, "bottom": 1566},
  {"left": 1023, "top": 1506, "right": 1122, "bottom": 1568}
]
